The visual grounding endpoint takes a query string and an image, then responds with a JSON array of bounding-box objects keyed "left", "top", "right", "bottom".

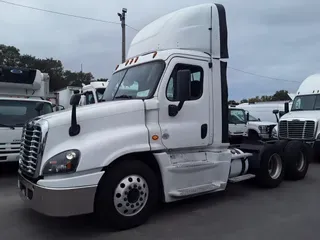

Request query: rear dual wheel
[
  {"left": 256, "top": 144, "right": 285, "bottom": 188},
  {"left": 283, "top": 141, "right": 311, "bottom": 181}
]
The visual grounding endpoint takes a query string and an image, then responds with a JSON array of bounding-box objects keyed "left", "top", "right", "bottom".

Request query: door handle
[{"left": 201, "top": 124, "right": 208, "bottom": 139}]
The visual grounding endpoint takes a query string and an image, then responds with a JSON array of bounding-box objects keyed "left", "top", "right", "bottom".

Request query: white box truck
[
  {"left": 17, "top": 3, "right": 311, "bottom": 230},
  {"left": 0, "top": 66, "right": 54, "bottom": 162}
]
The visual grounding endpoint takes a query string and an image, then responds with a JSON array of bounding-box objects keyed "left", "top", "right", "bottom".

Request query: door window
[{"left": 166, "top": 64, "right": 203, "bottom": 101}]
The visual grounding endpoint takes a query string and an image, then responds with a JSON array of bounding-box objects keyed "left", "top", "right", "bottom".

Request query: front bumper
[
  {"left": 0, "top": 153, "right": 19, "bottom": 162},
  {"left": 259, "top": 133, "right": 271, "bottom": 140},
  {"left": 18, "top": 173, "right": 98, "bottom": 217}
]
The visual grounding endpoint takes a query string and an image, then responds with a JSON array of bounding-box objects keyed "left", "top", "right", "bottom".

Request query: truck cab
[
  {"left": 278, "top": 74, "right": 320, "bottom": 158},
  {"left": 80, "top": 81, "right": 109, "bottom": 105},
  {"left": 17, "top": 3, "right": 310, "bottom": 230},
  {"left": 228, "top": 107, "right": 248, "bottom": 142},
  {"left": 0, "top": 66, "right": 53, "bottom": 162}
]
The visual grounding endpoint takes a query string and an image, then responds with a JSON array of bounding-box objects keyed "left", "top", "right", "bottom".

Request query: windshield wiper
[
  {"left": 114, "top": 95, "right": 133, "bottom": 99},
  {"left": 0, "top": 123, "right": 15, "bottom": 130}
]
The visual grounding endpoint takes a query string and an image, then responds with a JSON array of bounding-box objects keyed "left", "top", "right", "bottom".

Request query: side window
[
  {"left": 166, "top": 64, "right": 203, "bottom": 101},
  {"left": 85, "top": 91, "right": 95, "bottom": 105}
]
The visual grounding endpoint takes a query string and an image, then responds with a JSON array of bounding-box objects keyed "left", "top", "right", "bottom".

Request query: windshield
[
  {"left": 228, "top": 109, "right": 246, "bottom": 124},
  {"left": 103, "top": 61, "right": 165, "bottom": 101},
  {"left": 291, "top": 94, "right": 320, "bottom": 111},
  {"left": 96, "top": 88, "right": 106, "bottom": 102},
  {"left": 248, "top": 114, "right": 259, "bottom": 121},
  {"left": 0, "top": 100, "right": 53, "bottom": 127}
]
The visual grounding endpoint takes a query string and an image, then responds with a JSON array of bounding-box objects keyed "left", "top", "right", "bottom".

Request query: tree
[
  {"left": 240, "top": 99, "right": 248, "bottom": 103},
  {"left": 272, "top": 90, "right": 291, "bottom": 101},
  {"left": 0, "top": 44, "right": 21, "bottom": 66},
  {"left": 228, "top": 100, "right": 239, "bottom": 105},
  {"left": 64, "top": 70, "right": 94, "bottom": 87}
]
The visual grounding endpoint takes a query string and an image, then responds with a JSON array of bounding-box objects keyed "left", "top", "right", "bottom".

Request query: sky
[{"left": 1, "top": 0, "right": 320, "bottom": 100}]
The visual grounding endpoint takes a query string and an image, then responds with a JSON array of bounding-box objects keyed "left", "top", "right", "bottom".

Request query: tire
[
  {"left": 248, "top": 130, "right": 260, "bottom": 141},
  {"left": 256, "top": 144, "right": 285, "bottom": 188},
  {"left": 283, "top": 141, "right": 311, "bottom": 181},
  {"left": 94, "top": 159, "right": 159, "bottom": 230},
  {"left": 273, "top": 140, "right": 288, "bottom": 151}
]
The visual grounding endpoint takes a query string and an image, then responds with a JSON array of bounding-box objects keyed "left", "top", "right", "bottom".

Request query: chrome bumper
[{"left": 18, "top": 173, "right": 97, "bottom": 217}]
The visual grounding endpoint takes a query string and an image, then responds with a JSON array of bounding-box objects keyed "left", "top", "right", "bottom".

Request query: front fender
[{"left": 41, "top": 109, "right": 150, "bottom": 173}]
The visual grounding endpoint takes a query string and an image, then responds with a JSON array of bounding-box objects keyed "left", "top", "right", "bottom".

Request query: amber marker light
[{"left": 152, "top": 135, "right": 159, "bottom": 140}]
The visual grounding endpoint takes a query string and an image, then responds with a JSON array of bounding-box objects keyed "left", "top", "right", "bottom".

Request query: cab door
[{"left": 158, "top": 57, "right": 211, "bottom": 149}]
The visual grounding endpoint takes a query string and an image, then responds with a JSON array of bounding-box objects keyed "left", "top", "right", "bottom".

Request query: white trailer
[
  {"left": 0, "top": 66, "right": 54, "bottom": 162},
  {"left": 17, "top": 4, "right": 311, "bottom": 230}
]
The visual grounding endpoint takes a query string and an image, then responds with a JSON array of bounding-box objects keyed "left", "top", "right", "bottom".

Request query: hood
[
  {"left": 40, "top": 100, "right": 146, "bottom": 128},
  {"left": 280, "top": 110, "right": 320, "bottom": 121},
  {"left": 249, "top": 121, "right": 277, "bottom": 126}
]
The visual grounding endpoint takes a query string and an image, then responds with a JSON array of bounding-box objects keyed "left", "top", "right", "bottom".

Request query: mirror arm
[
  {"left": 177, "top": 100, "right": 185, "bottom": 111},
  {"left": 69, "top": 104, "right": 80, "bottom": 136}
]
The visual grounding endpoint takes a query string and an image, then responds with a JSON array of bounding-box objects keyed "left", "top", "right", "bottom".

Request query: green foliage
[
  {"left": 231, "top": 90, "right": 292, "bottom": 105},
  {"left": 0, "top": 44, "right": 106, "bottom": 91}
]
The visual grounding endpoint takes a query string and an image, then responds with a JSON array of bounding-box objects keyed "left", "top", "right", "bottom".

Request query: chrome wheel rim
[
  {"left": 268, "top": 153, "right": 282, "bottom": 179},
  {"left": 113, "top": 175, "right": 149, "bottom": 217},
  {"left": 296, "top": 151, "right": 306, "bottom": 172}
]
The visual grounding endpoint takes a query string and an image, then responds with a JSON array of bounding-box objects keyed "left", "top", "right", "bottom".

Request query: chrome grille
[
  {"left": 279, "top": 120, "right": 316, "bottom": 140},
  {"left": 19, "top": 123, "right": 42, "bottom": 177}
]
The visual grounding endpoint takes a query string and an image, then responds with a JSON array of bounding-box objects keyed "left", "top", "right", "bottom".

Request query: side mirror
[
  {"left": 284, "top": 102, "right": 289, "bottom": 113},
  {"left": 70, "top": 94, "right": 82, "bottom": 106},
  {"left": 272, "top": 109, "right": 279, "bottom": 114},
  {"left": 176, "top": 69, "right": 191, "bottom": 102},
  {"left": 168, "top": 69, "right": 191, "bottom": 117},
  {"left": 35, "top": 102, "right": 44, "bottom": 115}
]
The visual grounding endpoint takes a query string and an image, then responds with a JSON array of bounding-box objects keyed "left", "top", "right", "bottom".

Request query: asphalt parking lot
[{"left": 1, "top": 162, "right": 320, "bottom": 240}]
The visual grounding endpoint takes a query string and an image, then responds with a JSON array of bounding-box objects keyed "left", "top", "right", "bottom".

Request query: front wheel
[{"left": 94, "top": 159, "right": 159, "bottom": 230}]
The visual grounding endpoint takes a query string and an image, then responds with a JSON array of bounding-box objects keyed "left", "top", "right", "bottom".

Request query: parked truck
[
  {"left": 52, "top": 81, "right": 109, "bottom": 110},
  {"left": 17, "top": 3, "right": 311, "bottom": 230},
  {"left": 277, "top": 73, "right": 320, "bottom": 160},
  {"left": 0, "top": 66, "right": 54, "bottom": 162},
  {"left": 228, "top": 106, "right": 277, "bottom": 142}
]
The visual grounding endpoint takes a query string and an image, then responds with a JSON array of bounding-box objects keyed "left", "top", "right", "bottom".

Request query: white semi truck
[
  {"left": 277, "top": 73, "right": 320, "bottom": 159},
  {"left": 52, "top": 81, "right": 109, "bottom": 110},
  {"left": 0, "top": 66, "right": 54, "bottom": 162},
  {"left": 17, "top": 3, "right": 311, "bottom": 230}
]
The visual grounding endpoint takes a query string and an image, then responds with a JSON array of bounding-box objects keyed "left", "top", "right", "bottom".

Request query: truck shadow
[
  {"left": 0, "top": 162, "right": 19, "bottom": 177},
  {"left": 15, "top": 180, "right": 267, "bottom": 237}
]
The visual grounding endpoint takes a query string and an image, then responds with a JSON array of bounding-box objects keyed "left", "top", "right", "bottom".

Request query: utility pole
[{"left": 118, "top": 8, "right": 127, "bottom": 63}]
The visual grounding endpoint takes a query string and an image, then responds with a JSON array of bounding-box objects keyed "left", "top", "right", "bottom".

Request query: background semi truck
[
  {"left": 51, "top": 81, "right": 109, "bottom": 110},
  {"left": 0, "top": 66, "right": 54, "bottom": 162},
  {"left": 17, "top": 3, "right": 311, "bottom": 230},
  {"left": 277, "top": 73, "right": 320, "bottom": 160}
]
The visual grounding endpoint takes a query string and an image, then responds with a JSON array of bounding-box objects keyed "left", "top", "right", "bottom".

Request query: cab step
[
  {"left": 228, "top": 174, "right": 255, "bottom": 183},
  {"left": 168, "top": 182, "right": 223, "bottom": 197}
]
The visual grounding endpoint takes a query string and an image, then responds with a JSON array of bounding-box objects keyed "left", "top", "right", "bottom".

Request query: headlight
[
  {"left": 271, "top": 127, "right": 278, "bottom": 139},
  {"left": 258, "top": 125, "right": 269, "bottom": 133},
  {"left": 42, "top": 149, "right": 80, "bottom": 176}
]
